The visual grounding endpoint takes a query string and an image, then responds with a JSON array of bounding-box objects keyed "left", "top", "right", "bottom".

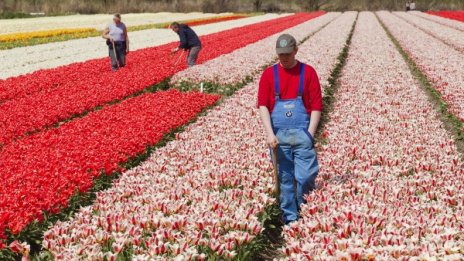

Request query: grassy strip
[
  {"left": 316, "top": 13, "right": 357, "bottom": 145},
  {"left": 0, "top": 14, "right": 250, "bottom": 50},
  {"left": 377, "top": 13, "right": 464, "bottom": 154}
]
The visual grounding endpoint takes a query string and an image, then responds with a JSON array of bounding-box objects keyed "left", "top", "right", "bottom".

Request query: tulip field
[{"left": 0, "top": 9, "right": 463, "bottom": 260}]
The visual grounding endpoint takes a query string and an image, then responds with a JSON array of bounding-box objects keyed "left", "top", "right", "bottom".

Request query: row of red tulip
[
  {"left": 282, "top": 12, "right": 464, "bottom": 260},
  {"left": 427, "top": 10, "right": 464, "bottom": 23},
  {"left": 0, "top": 13, "right": 324, "bottom": 146},
  {"left": 0, "top": 90, "right": 219, "bottom": 242}
]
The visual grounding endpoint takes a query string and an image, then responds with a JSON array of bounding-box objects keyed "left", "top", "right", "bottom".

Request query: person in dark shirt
[{"left": 170, "top": 22, "right": 202, "bottom": 67}]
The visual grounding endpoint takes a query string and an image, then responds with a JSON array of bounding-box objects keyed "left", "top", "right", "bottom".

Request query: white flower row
[
  {"left": 377, "top": 11, "right": 464, "bottom": 121},
  {"left": 412, "top": 11, "right": 464, "bottom": 32},
  {"left": 0, "top": 14, "right": 288, "bottom": 79},
  {"left": 282, "top": 12, "right": 464, "bottom": 260},
  {"left": 0, "top": 12, "right": 230, "bottom": 34},
  {"left": 393, "top": 12, "right": 464, "bottom": 52},
  {"left": 169, "top": 12, "right": 342, "bottom": 87},
  {"left": 297, "top": 11, "right": 357, "bottom": 88}
]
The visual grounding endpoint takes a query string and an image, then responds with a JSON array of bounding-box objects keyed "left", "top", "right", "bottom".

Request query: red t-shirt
[{"left": 257, "top": 62, "right": 323, "bottom": 114}]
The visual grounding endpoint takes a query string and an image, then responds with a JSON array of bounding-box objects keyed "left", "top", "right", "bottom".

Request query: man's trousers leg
[{"left": 187, "top": 46, "right": 201, "bottom": 67}]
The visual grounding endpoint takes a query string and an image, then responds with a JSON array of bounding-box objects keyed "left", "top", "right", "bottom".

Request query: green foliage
[
  {"left": 0, "top": 12, "right": 35, "bottom": 19},
  {"left": 316, "top": 13, "right": 358, "bottom": 140}
]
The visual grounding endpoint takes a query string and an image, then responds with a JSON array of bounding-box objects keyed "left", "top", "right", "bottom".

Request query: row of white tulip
[
  {"left": 169, "top": 12, "right": 347, "bottom": 87},
  {"left": 0, "top": 12, "right": 230, "bottom": 34},
  {"left": 393, "top": 12, "right": 464, "bottom": 53},
  {"left": 412, "top": 11, "right": 464, "bottom": 32},
  {"left": 377, "top": 11, "right": 464, "bottom": 122},
  {"left": 282, "top": 12, "right": 464, "bottom": 260},
  {"left": 0, "top": 14, "right": 287, "bottom": 79},
  {"left": 296, "top": 11, "right": 357, "bottom": 88},
  {"left": 41, "top": 13, "right": 357, "bottom": 260}
]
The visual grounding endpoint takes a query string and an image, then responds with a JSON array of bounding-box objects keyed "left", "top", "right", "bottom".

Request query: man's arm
[
  {"left": 102, "top": 26, "right": 112, "bottom": 40},
  {"left": 259, "top": 106, "right": 278, "bottom": 148},
  {"left": 124, "top": 27, "right": 129, "bottom": 53},
  {"left": 305, "top": 66, "right": 323, "bottom": 138},
  {"left": 178, "top": 29, "right": 187, "bottom": 49},
  {"left": 308, "top": 110, "right": 321, "bottom": 137}
]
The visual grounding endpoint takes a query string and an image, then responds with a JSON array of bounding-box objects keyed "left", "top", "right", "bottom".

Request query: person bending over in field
[
  {"left": 170, "top": 22, "right": 202, "bottom": 67},
  {"left": 102, "top": 13, "right": 129, "bottom": 71},
  {"left": 258, "top": 34, "right": 323, "bottom": 225}
]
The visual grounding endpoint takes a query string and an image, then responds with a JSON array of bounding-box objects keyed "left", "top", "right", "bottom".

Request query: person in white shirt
[{"left": 102, "top": 14, "right": 130, "bottom": 71}]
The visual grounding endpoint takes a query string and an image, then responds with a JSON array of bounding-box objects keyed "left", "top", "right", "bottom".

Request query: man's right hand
[{"left": 267, "top": 134, "right": 279, "bottom": 149}]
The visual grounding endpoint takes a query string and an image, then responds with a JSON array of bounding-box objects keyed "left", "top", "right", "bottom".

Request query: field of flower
[{"left": 0, "top": 10, "right": 463, "bottom": 260}]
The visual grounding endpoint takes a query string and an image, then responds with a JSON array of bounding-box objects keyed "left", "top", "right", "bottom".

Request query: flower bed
[
  {"left": 282, "top": 12, "right": 464, "bottom": 260},
  {"left": 0, "top": 28, "right": 97, "bottom": 42},
  {"left": 0, "top": 90, "right": 219, "bottom": 242}
]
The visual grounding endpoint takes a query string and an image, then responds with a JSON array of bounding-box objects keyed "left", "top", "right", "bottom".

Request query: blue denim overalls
[{"left": 271, "top": 63, "right": 319, "bottom": 224}]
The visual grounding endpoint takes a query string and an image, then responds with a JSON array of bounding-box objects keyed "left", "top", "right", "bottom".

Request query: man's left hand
[{"left": 171, "top": 47, "right": 179, "bottom": 53}]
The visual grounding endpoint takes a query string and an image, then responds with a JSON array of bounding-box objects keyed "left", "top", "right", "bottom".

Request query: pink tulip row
[
  {"left": 42, "top": 80, "right": 273, "bottom": 260},
  {"left": 412, "top": 11, "right": 464, "bottom": 32},
  {"left": 377, "top": 11, "right": 464, "bottom": 122},
  {"left": 282, "top": 12, "right": 464, "bottom": 260},
  {"left": 394, "top": 12, "right": 464, "bottom": 53},
  {"left": 170, "top": 12, "right": 340, "bottom": 87},
  {"left": 41, "top": 13, "right": 359, "bottom": 259},
  {"left": 297, "top": 11, "right": 357, "bottom": 88}
]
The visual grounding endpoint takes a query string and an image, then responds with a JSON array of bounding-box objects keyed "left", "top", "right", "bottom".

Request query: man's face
[
  {"left": 113, "top": 17, "right": 121, "bottom": 24},
  {"left": 278, "top": 48, "right": 298, "bottom": 69},
  {"left": 171, "top": 26, "right": 179, "bottom": 33}
]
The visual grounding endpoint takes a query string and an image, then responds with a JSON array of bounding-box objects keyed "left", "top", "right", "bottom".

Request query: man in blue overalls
[{"left": 258, "top": 34, "right": 323, "bottom": 224}]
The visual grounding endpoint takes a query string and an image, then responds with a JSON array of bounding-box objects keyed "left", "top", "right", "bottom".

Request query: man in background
[
  {"left": 102, "top": 13, "right": 129, "bottom": 71},
  {"left": 170, "top": 22, "right": 202, "bottom": 67}
]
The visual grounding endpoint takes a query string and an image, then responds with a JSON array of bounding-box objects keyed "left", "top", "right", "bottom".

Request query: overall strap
[
  {"left": 273, "top": 64, "right": 280, "bottom": 99},
  {"left": 298, "top": 63, "right": 305, "bottom": 96}
]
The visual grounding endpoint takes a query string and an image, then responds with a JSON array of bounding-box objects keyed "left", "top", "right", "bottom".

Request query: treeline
[{"left": 1, "top": 0, "right": 463, "bottom": 15}]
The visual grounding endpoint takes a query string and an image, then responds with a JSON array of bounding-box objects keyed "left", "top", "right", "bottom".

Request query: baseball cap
[{"left": 276, "top": 34, "right": 297, "bottom": 54}]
